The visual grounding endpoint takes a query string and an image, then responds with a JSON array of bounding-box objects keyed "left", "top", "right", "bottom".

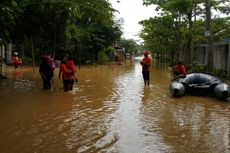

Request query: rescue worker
[
  {"left": 173, "top": 61, "right": 187, "bottom": 80},
  {"left": 140, "top": 50, "right": 152, "bottom": 86},
  {"left": 66, "top": 57, "right": 78, "bottom": 83},
  {"left": 11, "top": 52, "right": 22, "bottom": 69},
  {"left": 58, "top": 55, "right": 75, "bottom": 91},
  {"left": 39, "top": 56, "right": 54, "bottom": 90}
]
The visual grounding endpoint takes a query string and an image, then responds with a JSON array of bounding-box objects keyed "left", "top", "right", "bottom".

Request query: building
[{"left": 193, "top": 42, "right": 230, "bottom": 74}]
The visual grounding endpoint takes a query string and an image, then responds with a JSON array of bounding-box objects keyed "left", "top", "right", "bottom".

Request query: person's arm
[
  {"left": 182, "top": 66, "right": 187, "bottom": 76},
  {"left": 146, "top": 58, "right": 151, "bottom": 66},
  {"left": 140, "top": 59, "right": 143, "bottom": 65},
  {"left": 61, "top": 64, "right": 73, "bottom": 74},
  {"left": 11, "top": 57, "right": 15, "bottom": 64},
  {"left": 142, "top": 58, "right": 151, "bottom": 66},
  {"left": 50, "top": 58, "right": 55, "bottom": 70}
]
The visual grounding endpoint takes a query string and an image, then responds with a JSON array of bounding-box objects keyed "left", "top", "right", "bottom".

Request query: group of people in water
[
  {"left": 10, "top": 52, "right": 77, "bottom": 91},
  {"left": 39, "top": 54, "right": 77, "bottom": 91},
  {"left": 10, "top": 50, "right": 186, "bottom": 90}
]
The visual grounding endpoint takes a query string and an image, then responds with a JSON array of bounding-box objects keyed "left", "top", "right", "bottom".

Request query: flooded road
[{"left": 0, "top": 60, "right": 230, "bottom": 153}]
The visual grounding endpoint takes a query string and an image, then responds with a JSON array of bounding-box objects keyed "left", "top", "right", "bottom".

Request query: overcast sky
[{"left": 109, "top": 0, "right": 158, "bottom": 43}]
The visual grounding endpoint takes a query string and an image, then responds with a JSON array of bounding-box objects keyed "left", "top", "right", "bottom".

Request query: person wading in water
[
  {"left": 39, "top": 55, "right": 54, "bottom": 90},
  {"left": 59, "top": 55, "right": 76, "bottom": 92},
  {"left": 11, "top": 52, "right": 22, "bottom": 69},
  {"left": 140, "top": 50, "right": 152, "bottom": 87}
]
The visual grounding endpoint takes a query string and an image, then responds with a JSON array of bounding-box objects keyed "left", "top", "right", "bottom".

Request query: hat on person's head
[
  {"left": 144, "top": 50, "right": 149, "bottom": 55},
  {"left": 14, "top": 52, "right": 18, "bottom": 55},
  {"left": 177, "top": 60, "right": 183, "bottom": 65}
]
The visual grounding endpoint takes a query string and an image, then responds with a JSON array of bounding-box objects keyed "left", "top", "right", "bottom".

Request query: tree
[
  {"left": 205, "top": 0, "right": 214, "bottom": 73},
  {"left": 0, "top": 0, "right": 23, "bottom": 44},
  {"left": 118, "top": 38, "right": 138, "bottom": 55},
  {"left": 142, "top": 0, "right": 230, "bottom": 66},
  {"left": 143, "top": 0, "right": 204, "bottom": 62},
  {"left": 140, "top": 15, "right": 178, "bottom": 61},
  {"left": 8, "top": 0, "right": 122, "bottom": 65}
]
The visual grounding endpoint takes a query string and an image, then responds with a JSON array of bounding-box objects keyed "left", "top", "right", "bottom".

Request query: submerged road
[{"left": 0, "top": 61, "right": 230, "bottom": 153}]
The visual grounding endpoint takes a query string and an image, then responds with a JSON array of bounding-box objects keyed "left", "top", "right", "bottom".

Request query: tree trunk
[
  {"left": 53, "top": 22, "right": 57, "bottom": 61},
  {"left": 205, "top": 0, "right": 214, "bottom": 74},
  {"left": 0, "top": 45, "right": 3, "bottom": 74},
  {"left": 31, "top": 36, "right": 35, "bottom": 73},
  {"left": 191, "top": 1, "right": 197, "bottom": 62},
  {"left": 185, "top": 14, "right": 193, "bottom": 64}
]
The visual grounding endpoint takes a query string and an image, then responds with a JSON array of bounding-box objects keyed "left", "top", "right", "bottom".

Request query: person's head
[
  {"left": 13, "top": 52, "right": 18, "bottom": 56},
  {"left": 63, "top": 55, "right": 68, "bottom": 61},
  {"left": 61, "top": 55, "right": 68, "bottom": 64},
  {"left": 68, "top": 56, "right": 73, "bottom": 61},
  {"left": 143, "top": 50, "right": 149, "bottom": 57},
  {"left": 41, "top": 56, "right": 49, "bottom": 63},
  {"left": 177, "top": 61, "right": 183, "bottom": 65}
]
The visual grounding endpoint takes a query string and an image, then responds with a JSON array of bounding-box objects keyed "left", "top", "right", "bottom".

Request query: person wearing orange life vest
[
  {"left": 11, "top": 52, "right": 22, "bottom": 69},
  {"left": 66, "top": 57, "right": 78, "bottom": 82},
  {"left": 140, "top": 50, "right": 152, "bottom": 86},
  {"left": 59, "top": 55, "right": 67, "bottom": 88},
  {"left": 58, "top": 55, "right": 75, "bottom": 91}
]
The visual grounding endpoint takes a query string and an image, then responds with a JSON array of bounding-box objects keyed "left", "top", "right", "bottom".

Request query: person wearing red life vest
[
  {"left": 58, "top": 55, "right": 75, "bottom": 91},
  {"left": 173, "top": 61, "right": 187, "bottom": 80},
  {"left": 66, "top": 57, "right": 78, "bottom": 82},
  {"left": 140, "top": 50, "right": 152, "bottom": 86},
  {"left": 11, "top": 52, "right": 22, "bottom": 69}
]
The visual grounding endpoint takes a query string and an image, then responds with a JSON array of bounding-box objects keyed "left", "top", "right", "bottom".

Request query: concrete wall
[
  {"left": 0, "top": 44, "right": 13, "bottom": 64},
  {"left": 194, "top": 43, "right": 230, "bottom": 73},
  {"left": 6, "top": 44, "right": 12, "bottom": 64}
]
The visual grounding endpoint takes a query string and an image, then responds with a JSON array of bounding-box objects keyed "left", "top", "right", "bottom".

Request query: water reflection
[{"left": 0, "top": 62, "right": 230, "bottom": 153}]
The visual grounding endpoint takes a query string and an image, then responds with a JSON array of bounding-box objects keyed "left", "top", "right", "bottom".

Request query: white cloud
[{"left": 110, "top": 0, "right": 158, "bottom": 42}]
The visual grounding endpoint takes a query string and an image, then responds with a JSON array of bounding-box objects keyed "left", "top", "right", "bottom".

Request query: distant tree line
[
  {"left": 0, "top": 0, "right": 126, "bottom": 65},
  {"left": 141, "top": 0, "right": 230, "bottom": 70}
]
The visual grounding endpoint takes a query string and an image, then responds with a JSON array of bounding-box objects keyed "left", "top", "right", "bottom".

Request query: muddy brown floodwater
[{"left": 0, "top": 60, "right": 230, "bottom": 153}]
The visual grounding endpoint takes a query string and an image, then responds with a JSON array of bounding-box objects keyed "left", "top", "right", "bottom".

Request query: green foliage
[
  {"left": 187, "top": 63, "right": 229, "bottom": 79},
  {"left": 98, "top": 51, "right": 110, "bottom": 64},
  {"left": 187, "top": 62, "right": 207, "bottom": 73},
  {"left": 141, "top": 0, "right": 230, "bottom": 64},
  {"left": 213, "top": 68, "right": 228, "bottom": 78},
  {"left": 117, "top": 38, "right": 138, "bottom": 55},
  {"left": 0, "top": 0, "right": 22, "bottom": 43},
  {"left": 140, "top": 15, "right": 177, "bottom": 54},
  {"left": 4, "top": 0, "right": 122, "bottom": 65}
]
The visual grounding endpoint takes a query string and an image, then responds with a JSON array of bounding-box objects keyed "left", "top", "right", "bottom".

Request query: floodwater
[{"left": 0, "top": 59, "right": 230, "bottom": 153}]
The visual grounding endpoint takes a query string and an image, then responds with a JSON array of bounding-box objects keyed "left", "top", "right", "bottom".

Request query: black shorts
[
  {"left": 142, "top": 71, "right": 150, "bottom": 80},
  {"left": 63, "top": 79, "right": 74, "bottom": 85}
]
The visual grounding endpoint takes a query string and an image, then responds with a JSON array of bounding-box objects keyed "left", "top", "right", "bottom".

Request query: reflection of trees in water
[{"left": 146, "top": 99, "right": 230, "bottom": 152}]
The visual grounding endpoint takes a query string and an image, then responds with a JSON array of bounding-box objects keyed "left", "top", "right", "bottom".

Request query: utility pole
[{"left": 205, "top": 0, "right": 214, "bottom": 74}]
